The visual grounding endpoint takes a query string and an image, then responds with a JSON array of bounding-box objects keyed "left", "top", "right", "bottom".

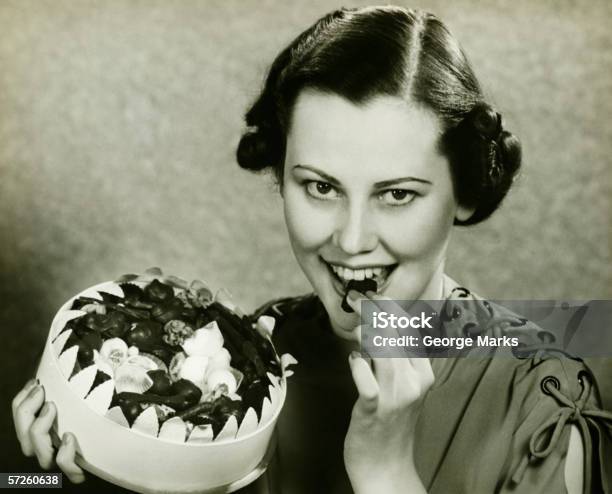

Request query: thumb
[{"left": 348, "top": 352, "right": 379, "bottom": 414}]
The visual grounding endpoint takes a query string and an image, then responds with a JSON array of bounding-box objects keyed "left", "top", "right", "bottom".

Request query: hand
[
  {"left": 12, "top": 379, "right": 85, "bottom": 484},
  {"left": 343, "top": 291, "right": 434, "bottom": 494}
]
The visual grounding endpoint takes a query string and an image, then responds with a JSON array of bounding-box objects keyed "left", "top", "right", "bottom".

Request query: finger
[
  {"left": 11, "top": 379, "right": 38, "bottom": 413},
  {"left": 14, "top": 384, "right": 45, "bottom": 456},
  {"left": 345, "top": 289, "right": 366, "bottom": 316},
  {"left": 29, "top": 401, "right": 56, "bottom": 469},
  {"left": 410, "top": 356, "right": 435, "bottom": 389},
  {"left": 348, "top": 352, "right": 379, "bottom": 413},
  {"left": 365, "top": 291, "right": 393, "bottom": 302},
  {"left": 371, "top": 355, "right": 418, "bottom": 397},
  {"left": 366, "top": 295, "right": 426, "bottom": 359},
  {"left": 57, "top": 433, "right": 85, "bottom": 483},
  {"left": 346, "top": 290, "right": 392, "bottom": 322}
]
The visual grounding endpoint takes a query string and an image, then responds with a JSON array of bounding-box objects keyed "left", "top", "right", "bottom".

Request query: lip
[{"left": 320, "top": 257, "right": 396, "bottom": 297}]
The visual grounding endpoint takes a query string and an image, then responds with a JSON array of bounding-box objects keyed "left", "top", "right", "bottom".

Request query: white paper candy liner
[
  {"left": 159, "top": 416, "right": 187, "bottom": 443},
  {"left": 256, "top": 315, "right": 275, "bottom": 338},
  {"left": 132, "top": 407, "right": 159, "bottom": 437},
  {"left": 52, "top": 329, "right": 72, "bottom": 357},
  {"left": 98, "top": 283, "right": 125, "bottom": 299},
  {"left": 267, "top": 372, "right": 281, "bottom": 389},
  {"left": 76, "top": 287, "right": 104, "bottom": 302},
  {"left": 52, "top": 310, "right": 86, "bottom": 339},
  {"left": 69, "top": 364, "right": 98, "bottom": 398},
  {"left": 93, "top": 349, "right": 114, "bottom": 378},
  {"left": 58, "top": 345, "right": 79, "bottom": 379},
  {"left": 84, "top": 379, "right": 114, "bottom": 415},
  {"left": 216, "top": 415, "right": 238, "bottom": 442},
  {"left": 268, "top": 384, "right": 281, "bottom": 411},
  {"left": 163, "top": 275, "right": 190, "bottom": 290},
  {"left": 214, "top": 289, "right": 244, "bottom": 316},
  {"left": 236, "top": 407, "right": 258, "bottom": 438},
  {"left": 106, "top": 406, "right": 130, "bottom": 428},
  {"left": 281, "top": 354, "right": 298, "bottom": 378},
  {"left": 145, "top": 267, "right": 163, "bottom": 277},
  {"left": 260, "top": 397, "right": 274, "bottom": 427},
  {"left": 187, "top": 424, "right": 214, "bottom": 443}
]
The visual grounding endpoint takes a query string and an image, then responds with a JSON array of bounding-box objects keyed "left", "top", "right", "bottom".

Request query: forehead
[{"left": 285, "top": 90, "right": 445, "bottom": 181}]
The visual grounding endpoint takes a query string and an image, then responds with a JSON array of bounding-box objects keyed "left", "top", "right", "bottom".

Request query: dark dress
[{"left": 247, "top": 288, "right": 612, "bottom": 494}]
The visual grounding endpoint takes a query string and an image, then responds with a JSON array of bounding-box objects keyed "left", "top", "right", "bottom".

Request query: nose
[{"left": 332, "top": 200, "right": 378, "bottom": 255}]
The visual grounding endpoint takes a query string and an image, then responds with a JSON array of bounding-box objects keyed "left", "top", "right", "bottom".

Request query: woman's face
[{"left": 282, "top": 90, "right": 472, "bottom": 338}]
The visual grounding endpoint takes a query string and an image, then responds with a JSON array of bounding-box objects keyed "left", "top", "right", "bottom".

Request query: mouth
[{"left": 321, "top": 258, "right": 398, "bottom": 294}]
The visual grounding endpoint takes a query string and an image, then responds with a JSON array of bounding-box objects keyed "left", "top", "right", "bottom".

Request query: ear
[{"left": 455, "top": 204, "right": 475, "bottom": 222}]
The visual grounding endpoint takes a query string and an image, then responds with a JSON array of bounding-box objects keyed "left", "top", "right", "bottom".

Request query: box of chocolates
[{"left": 36, "top": 268, "right": 295, "bottom": 493}]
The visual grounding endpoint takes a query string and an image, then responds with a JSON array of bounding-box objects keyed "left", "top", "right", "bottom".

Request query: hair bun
[
  {"left": 470, "top": 103, "right": 502, "bottom": 141},
  {"left": 236, "top": 128, "right": 278, "bottom": 172},
  {"left": 497, "top": 130, "right": 521, "bottom": 175},
  {"left": 445, "top": 103, "right": 522, "bottom": 226}
]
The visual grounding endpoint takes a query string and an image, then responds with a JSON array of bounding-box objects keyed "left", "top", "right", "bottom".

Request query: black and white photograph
[{"left": 1, "top": 1, "right": 611, "bottom": 493}]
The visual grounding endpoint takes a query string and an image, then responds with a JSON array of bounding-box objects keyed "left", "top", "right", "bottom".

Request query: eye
[
  {"left": 379, "top": 189, "right": 417, "bottom": 206},
  {"left": 305, "top": 181, "right": 338, "bottom": 200}
]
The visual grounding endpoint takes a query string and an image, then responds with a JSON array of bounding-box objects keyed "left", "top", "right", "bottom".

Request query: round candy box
[{"left": 36, "top": 269, "right": 296, "bottom": 493}]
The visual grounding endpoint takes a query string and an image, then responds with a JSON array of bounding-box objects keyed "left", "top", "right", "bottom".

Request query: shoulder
[{"left": 439, "top": 285, "right": 611, "bottom": 492}]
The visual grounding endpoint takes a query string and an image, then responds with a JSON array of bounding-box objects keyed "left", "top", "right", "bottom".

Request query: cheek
[
  {"left": 382, "top": 192, "right": 456, "bottom": 259},
  {"left": 283, "top": 185, "right": 336, "bottom": 253}
]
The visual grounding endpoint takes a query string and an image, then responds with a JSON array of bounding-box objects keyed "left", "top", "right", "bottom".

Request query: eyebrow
[{"left": 292, "top": 164, "right": 432, "bottom": 187}]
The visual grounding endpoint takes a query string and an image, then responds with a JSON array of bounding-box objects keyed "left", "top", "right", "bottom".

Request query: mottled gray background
[{"left": 1, "top": 0, "right": 611, "bottom": 472}]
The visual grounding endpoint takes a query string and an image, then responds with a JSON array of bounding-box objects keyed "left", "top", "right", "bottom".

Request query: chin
[
  {"left": 322, "top": 297, "right": 360, "bottom": 336},
  {"left": 303, "top": 260, "right": 360, "bottom": 336}
]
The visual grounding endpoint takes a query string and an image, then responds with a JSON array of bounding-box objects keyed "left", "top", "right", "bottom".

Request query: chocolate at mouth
[
  {"left": 340, "top": 279, "right": 378, "bottom": 313},
  {"left": 346, "top": 278, "right": 378, "bottom": 294}
]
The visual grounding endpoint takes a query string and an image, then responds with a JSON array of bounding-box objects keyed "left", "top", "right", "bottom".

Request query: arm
[{"left": 564, "top": 425, "right": 584, "bottom": 494}]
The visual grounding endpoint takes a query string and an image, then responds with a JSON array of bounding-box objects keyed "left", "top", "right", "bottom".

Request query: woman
[{"left": 12, "top": 6, "right": 610, "bottom": 493}]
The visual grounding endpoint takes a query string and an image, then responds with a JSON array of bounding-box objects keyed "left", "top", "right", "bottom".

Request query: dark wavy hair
[{"left": 236, "top": 6, "right": 521, "bottom": 225}]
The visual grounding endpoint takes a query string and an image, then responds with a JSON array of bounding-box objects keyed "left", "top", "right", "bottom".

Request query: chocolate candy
[
  {"left": 126, "top": 321, "right": 163, "bottom": 348},
  {"left": 341, "top": 278, "right": 378, "bottom": 313},
  {"left": 144, "top": 278, "right": 174, "bottom": 302}
]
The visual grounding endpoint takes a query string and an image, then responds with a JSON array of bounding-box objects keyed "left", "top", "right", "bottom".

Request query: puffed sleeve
[{"left": 500, "top": 354, "right": 612, "bottom": 493}]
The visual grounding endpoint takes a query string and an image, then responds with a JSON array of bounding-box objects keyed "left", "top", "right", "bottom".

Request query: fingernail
[
  {"left": 41, "top": 402, "right": 50, "bottom": 415},
  {"left": 349, "top": 351, "right": 360, "bottom": 361},
  {"left": 365, "top": 291, "right": 376, "bottom": 298}
]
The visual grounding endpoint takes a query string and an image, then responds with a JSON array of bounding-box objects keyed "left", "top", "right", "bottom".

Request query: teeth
[{"left": 329, "top": 263, "right": 390, "bottom": 283}]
